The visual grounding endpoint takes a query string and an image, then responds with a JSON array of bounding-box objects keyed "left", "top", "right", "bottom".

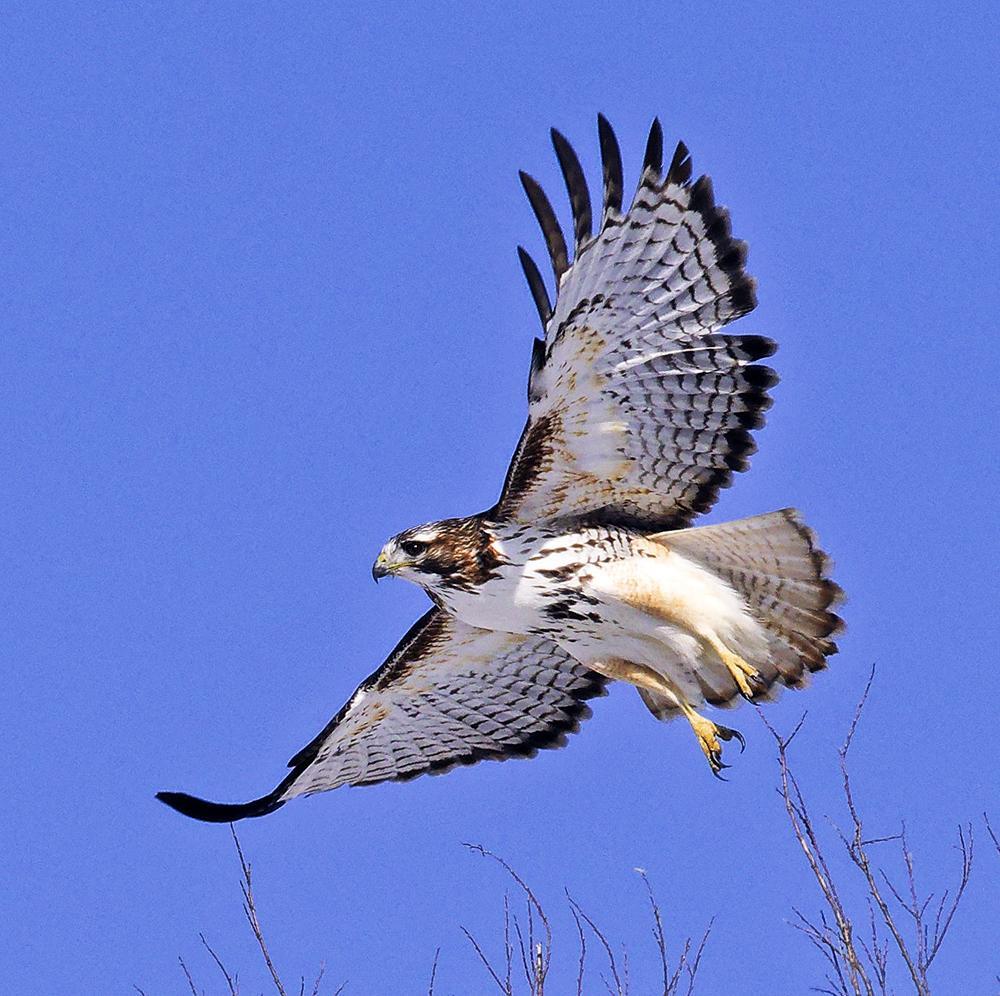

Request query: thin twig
[
  {"left": 512, "top": 915, "right": 533, "bottom": 992},
  {"left": 835, "top": 679, "right": 923, "bottom": 995},
  {"left": 178, "top": 956, "right": 200, "bottom": 996},
  {"left": 637, "top": 870, "right": 668, "bottom": 994},
  {"left": 985, "top": 813, "right": 1000, "bottom": 856},
  {"left": 460, "top": 925, "right": 510, "bottom": 995},
  {"left": 683, "top": 918, "right": 713, "bottom": 996},
  {"left": 504, "top": 893, "right": 513, "bottom": 996},
  {"left": 311, "top": 963, "right": 328, "bottom": 996},
  {"left": 768, "top": 666, "right": 975, "bottom": 995},
  {"left": 463, "top": 843, "right": 551, "bottom": 992},
  {"left": 566, "top": 894, "right": 624, "bottom": 995},
  {"left": 427, "top": 947, "right": 440, "bottom": 996},
  {"left": 924, "top": 825, "right": 972, "bottom": 969},
  {"left": 199, "top": 932, "right": 238, "bottom": 995},
  {"left": 760, "top": 705, "right": 872, "bottom": 996},
  {"left": 231, "top": 824, "right": 287, "bottom": 996},
  {"left": 567, "top": 895, "right": 587, "bottom": 996}
]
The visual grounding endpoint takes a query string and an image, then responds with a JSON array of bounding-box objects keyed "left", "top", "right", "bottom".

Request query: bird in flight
[{"left": 158, "top": 116, "right": 842, "bottom": 822}]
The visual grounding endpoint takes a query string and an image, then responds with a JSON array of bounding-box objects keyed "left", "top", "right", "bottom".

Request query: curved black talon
[
  {"left": 708, "top": 750, "right": 730, "bottom": 779},
  {"left": 736, "top": 671, "right": 767, "bottom": 702},
  {"left": 716, "top": 724, "right": 746, "bottom": 753}
]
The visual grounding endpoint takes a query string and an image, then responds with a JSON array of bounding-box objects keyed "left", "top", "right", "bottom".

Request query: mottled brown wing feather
[
  {"left": 494, "top": 118, "right": 776, "bottom": 530},
  {"left": 156, "top": 609, "right": 606, "bottom": 822}
]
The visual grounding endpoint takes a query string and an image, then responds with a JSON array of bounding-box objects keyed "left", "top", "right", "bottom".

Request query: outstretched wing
[
  {"left": 494, "top": 116, "right": 777, "bottom": 531},
  {"left": 157, "top": 609, "right": 606, "bottom": 822}
]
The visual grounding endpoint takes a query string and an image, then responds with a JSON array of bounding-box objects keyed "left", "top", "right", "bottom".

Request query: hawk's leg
[
  {"left": 681, "top": 709, "right": 745, "bottom": 776},
  {"left": 593, "top": 658, "right": 744, "bottom": 778},
  {"left": 701, "top": 633, "right": 764, "bottom": 699}
]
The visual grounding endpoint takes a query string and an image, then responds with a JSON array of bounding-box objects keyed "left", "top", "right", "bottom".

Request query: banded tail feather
[{"left": 640, "top": 509, "right": 843, "bottom": 717}]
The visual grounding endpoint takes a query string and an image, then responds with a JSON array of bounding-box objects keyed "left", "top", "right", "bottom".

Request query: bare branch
[
  {"left": 504, "top": 893, "right": 513, "bottom": 995},
  {"left": 463, "top": 842, "right": 551, "bottom": 993},
  {"left": 311, "top": 964, "right": 327, "bottom": 996},
  {"left": 759, "top": 706, "right": 872, "bottom": 996},
  {"left": 427, "top": 947, "right": 439, "bottom": 996},
  {"left": 985, "top": 813, "right": 1000, "bottom": 856},
  {"left": 842, "top": 666, "right": 876, "bottom": 754},
  {"left": 567, "top": 896, "right": 587, "bottom": 996},
  {"left": 859, "top": 835, "right": 902, "bottom": 848},
  {"left": 178, "top": 956, "right": 200, "bottom": 996},
  {"left": 231, "top": 824, "right": 287, "bottom": 996},
  {"left": 924, "top": 825, "right": 972, "bottom": 968},
  {"left": 637, "top": 870, "right": 668, "bottom": 994},
  {"left": 683, "top": 918, "right": 713, "bottom": 996},
  {"left": 460, "top": 925, "right": 510, "bottom": 995},
  {"left": 512, "top": 914, "right": 533, "bottom": 992},
  {"left": 199, "top": 932, "right": 238, "bottom": 996},
  {"left": 566, "top": 894, "right": 624, "bottom": 995},
  {"left": 838, "top": 745, "right": 923, "bottom": 992},
  {"left": 767, "top": 667, "right": 977, "bottom": 995},
  {"left": 666, "top": 935, "right": 692, "bottom": 996}
]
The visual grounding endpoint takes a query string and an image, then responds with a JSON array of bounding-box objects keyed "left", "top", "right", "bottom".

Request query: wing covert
[
  {"left": 157, "top": 609, "right": 606, "bottom": 822},
  {"left": 495, "top": 117, "right": 777, "bottom": 531}
]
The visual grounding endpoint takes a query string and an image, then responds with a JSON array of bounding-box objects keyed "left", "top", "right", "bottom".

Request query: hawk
[{"left": 159, "top": 116, "right": 842, "bottom": 822}]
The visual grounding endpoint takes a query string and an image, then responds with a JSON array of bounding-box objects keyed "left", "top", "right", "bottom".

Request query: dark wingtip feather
[
  {"left": 156, "top": 789, "right": 285, "bottom": 823},
  {"left": 717, "top": 239, "right": 749, "bottom": 278},
  {"left": 667, "top": 140, "right": 692, "bottom": 186},
  {"left": 643, "top": 117, "right": 663, "bottom": 177},
  {"left": 735, "top": 334, "right": 778, "bottom": 361},
  {"left": 743, "top": 363, "right": 780, "bottom": 390},
  {"left": 517, "top": 245, "right": 552, "bottom": 327},
  {"left": 550, "top": 127, "right": 592, "bottom": 250},
  {"left": 689, "top": 174, "right": 715, "bottom": 214},
  {"left": 519, "top": 169, "right": 569, "bottom": 279},
  {"left": 722, "top": 428, "right": 757, "bottom": 470},
  {"left": 596, "top": 113, "right": 623, "bottom": 217},
  {"left": 727, "top": 278, "right": 758, "bottom": 319}
]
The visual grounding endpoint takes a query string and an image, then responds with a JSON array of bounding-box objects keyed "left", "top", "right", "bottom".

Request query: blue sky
[{"left": 3, "top": 3, "right": 998, "bottom": 993}]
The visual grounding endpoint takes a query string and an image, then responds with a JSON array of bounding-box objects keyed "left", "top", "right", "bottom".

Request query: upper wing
[
  {"left": 493, "top": 116, "right": 777, "bottom": 531},
  {"left": 157, "top": 609, "right": 606, "bottom": 821}
]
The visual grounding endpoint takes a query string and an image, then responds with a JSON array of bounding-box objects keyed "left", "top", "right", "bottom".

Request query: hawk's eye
[{"left": 400, "top": 540, "right": 426, "bottom": 558}]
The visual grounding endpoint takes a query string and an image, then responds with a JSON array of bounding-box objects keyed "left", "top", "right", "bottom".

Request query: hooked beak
[
  {"left": 372, "top": 554, "right": 390, "bottom": 583},
  {"left": 372, "top": 548, "right": 398, "bottom": 583}
]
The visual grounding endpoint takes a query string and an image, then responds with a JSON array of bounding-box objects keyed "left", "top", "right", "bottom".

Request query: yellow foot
[
  {"left": 714, "top": 644, "right": 764, "bottom": 699},
  {"left": 687, "top": 712, "right": 746, "bottom": 779}
]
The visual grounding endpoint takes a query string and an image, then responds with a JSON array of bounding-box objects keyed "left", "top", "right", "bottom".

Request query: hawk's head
[{"left": 372, "top": 517, "right": 504, "bottom": 593}]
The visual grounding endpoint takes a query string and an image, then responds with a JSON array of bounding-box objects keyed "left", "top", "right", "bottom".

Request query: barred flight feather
[
  {"left": 497, "top": 116, "right": 771, "bottom": 529},
  {"left": 597, "top": 113, "right": 623, "bottom": 218},
  {"left": 156, "top": 610, "right": 606, "bottom": 822}
]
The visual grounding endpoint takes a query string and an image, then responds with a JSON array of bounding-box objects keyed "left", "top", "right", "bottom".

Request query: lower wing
[{"left": 157, "top": 609, "right": 606, "bottom": 822}]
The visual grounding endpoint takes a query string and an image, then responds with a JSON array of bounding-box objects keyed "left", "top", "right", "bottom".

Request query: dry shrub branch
[
  {"left": 760, "top": 667, "right": 974, "bottom": 995},
  {"left": 458, "top": 843, "right": 711, "bottom": 995},
  {"left": 142, "top": 670, "right": 996, "bottom": 993}
]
